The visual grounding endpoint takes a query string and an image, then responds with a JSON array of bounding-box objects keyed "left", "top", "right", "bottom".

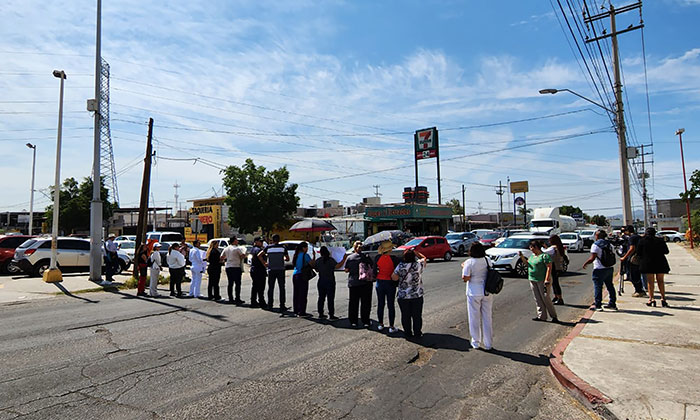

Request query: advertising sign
[
  {"left": 510, "top": 181, "right": 529, "bottom": 194},
  {"left": 514, "top": 197, "right": 525, "bottom": 206},
  {"left": 414, "top": 127, "right": 438, "bottom": 160}
]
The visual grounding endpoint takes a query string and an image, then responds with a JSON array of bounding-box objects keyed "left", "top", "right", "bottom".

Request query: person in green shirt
[{"left": 518, "top": 240, "right": 558, "bottom": 322}]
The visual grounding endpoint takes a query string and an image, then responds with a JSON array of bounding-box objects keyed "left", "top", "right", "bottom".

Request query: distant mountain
[{"left": 606, "top": 209, "right": 646, "bottom": 220}]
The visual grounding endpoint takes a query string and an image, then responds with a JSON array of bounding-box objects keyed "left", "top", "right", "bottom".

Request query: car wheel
[
  {"left": 673, "top": 237, "right": 681, "bottom": 243},
  {"left": 34, "top": 260, "right": 51, "bottom": 277},
  {"left": 443, "top": 251, "right": 452, "bottom": 261},
  {"left": 515, "top": 260, "right": 527, "bottom": 278},
  {"left": 458, "top": 245, "right": 465, "bottom": 256},
  {"left": 5, "top": 261, "right": 21, "bottom": 274}
]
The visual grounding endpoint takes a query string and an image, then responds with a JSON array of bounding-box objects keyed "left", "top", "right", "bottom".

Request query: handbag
[
  {"left": 301, "top": 256, "right": 316, "bottom": 281},
  {"left": 483, "top": 257, "right": 504, "bottom": 295}
]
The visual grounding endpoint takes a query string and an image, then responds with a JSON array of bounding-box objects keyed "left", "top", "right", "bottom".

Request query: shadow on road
[
  {"left": 53, "top": 283, "right": 99, "bottom": 304},
  {"left": 618, "top": 309, "right": 674, "bottom": 317},
  {"left": 491, "top": 349, "right": 550, "bottom": 366},
  {"left": 417, "top": 332, "right": 471, "bottom": 352},
  {"left": 105, "top": 289, "right": 228, "bottom": 321}
]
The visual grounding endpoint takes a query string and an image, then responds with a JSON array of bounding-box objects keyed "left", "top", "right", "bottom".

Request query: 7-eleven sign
[{"left": 415, "top": 127, "right": 438, "bottom": 160}]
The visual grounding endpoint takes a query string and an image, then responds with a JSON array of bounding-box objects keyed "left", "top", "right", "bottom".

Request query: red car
[
  {"left": 0, "top": 235, "right": 34, "bottom": 274},
  {"left": 479, "top": 231, "right": 502, "bottom": 248},
  {"left": 397, "top": 236, "right": 453, "bottom": 261}
]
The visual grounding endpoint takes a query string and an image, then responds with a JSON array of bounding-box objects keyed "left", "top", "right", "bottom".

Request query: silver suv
[
  {"left": 445, "top": 232, "right": 479, "bottom": 256},
  {"left": 13, "top": 237, "right": 131, "bottom": 277}
]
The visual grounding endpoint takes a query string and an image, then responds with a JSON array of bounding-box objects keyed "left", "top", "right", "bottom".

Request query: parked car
[
  {"left": 658, "top": 230, "right": 684, "bottom": 242},
  {"left": 445, "top": 232, "right": 479, "bottom": 256},
  {"left": 115, "top": 235, "right": 136, "bottom": 242},
  {"left": 577, "top": 229, "right": 597, "bottom": 249},
  {"left": 485, "top": 234, "right": 569, "bottom": 277},
  {"left": 146, "top": 231, "right": 183, "bottom": 243},
  {"left": 279, "top": 240, "right": 320, "bottom": 268},
  {"left": 479, "top": 231, "right": 502, "bottom": 248},
  {"left": 116, "top": 240, "right": 136, "bottom": 261},
  {"left": 0, "top": 235, "right": 34, "bottom": 274},
  {"left": 471, "top": 229, "right": 493, "bottom": 239},
  {"left": 397, "top": 236, "right": 453, "bottom": 261},
  {"left": 13, "top": 237, "right": 131, "bottom": 277},
  {"left": 559, "top": 232, "right": 584, "bottom": 252}
]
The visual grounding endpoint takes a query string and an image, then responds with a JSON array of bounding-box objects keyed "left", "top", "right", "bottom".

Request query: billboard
[
  {"left": 509, "top": 181, "right": 529, "bottom": 194},
  {"left": 414, "top": 127, "right": 438, "bottom": 160}
]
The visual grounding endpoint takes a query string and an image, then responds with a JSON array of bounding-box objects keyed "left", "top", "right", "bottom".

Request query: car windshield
[
  {"left": 18, "top": 239, "right": 37, "bottom": 249},
  {"left": 531, "top": 220, "right": 555, "bottom": 227},
  {"left": 404, "top": 238, "right": 423, "bottom": 246},
  {"left": 496, "top": 238, "right": 532, "bottom": 249},
  {"left": 560, "top": 234, "right": 577, "bottom": 240},
  {"left": 119, "top": 242, "right": 135, "bottom": 249},
  {"left": 445, "top": 233, "right": 462, "bottom": 240},
  {"left": 483, "top": 233, "right": 500, "bottom": 239},
  {"left": 581, "top": 230, "right": 595, "bottom": 235}
]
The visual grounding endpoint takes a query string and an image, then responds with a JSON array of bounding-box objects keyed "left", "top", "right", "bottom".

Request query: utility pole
[
  {"left": 89, "top": 0, "right": 103, "bottom": 282},
  {"left": 174, "top": 181, "right": 180, "bottom": 217},
  {"left": 584, "top": 1, "right": 643, "bottom": 226},
  {"left": 135, "top": 118, "right": 154, "bottom": 248},
  {"left": 372, "top": 185, "right": 382, "bottom": 198},
  {"left": 26, "top": 143, "right": 36, "bottom": 235},
  {"left": 637, "top": 144, "right": 653, "bottom": 230},
  {"left": 496, "top": 181, "right": 505, "bottom": 228},
  {"left": 678, "top": 128, "right": 694, "bottom": 249},
  {"left": 461, "top": 185, "right": 466, "bottom": 231}
]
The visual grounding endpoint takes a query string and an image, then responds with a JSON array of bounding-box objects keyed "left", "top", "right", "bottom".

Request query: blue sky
[{"left": 1, "top": 0, "right": 699, "bottom": 219}]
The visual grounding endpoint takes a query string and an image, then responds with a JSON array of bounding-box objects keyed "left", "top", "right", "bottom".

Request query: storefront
[
  {"left": 364, "top": 204, "right": 452, "bottom": 237},
  {"left": 186, "top": 197, "right": 226, "bottom": 242}
]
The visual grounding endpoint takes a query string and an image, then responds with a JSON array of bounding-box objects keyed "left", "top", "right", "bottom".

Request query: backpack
[
  {"left": 483, "top": 257, "right": 504, "bottom": 295},
  {"left": 358, "top": 254, "right": 376, "bottom": 282},
  {"left": 597, "top": 240, "right": 616, "bottom": 268}
]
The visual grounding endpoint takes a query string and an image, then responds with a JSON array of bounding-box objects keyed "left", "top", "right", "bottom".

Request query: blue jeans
[
  {"left": 592, "top": 267, "right": 616, "bottom": 307},
  {"left": 376, "top": 280, "right": 397, "bottom": 326}
]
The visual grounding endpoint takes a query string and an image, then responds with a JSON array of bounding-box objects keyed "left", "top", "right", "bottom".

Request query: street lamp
[
  {"left": 677, "top": 128, "right": 694, "bottom": 249},
  {"left": 26, "top": 143, "right": 36, "bottom": 236},
  {"left": 44, "top": 69, "right": 67, "bottom": 284},
  {"left": 539, "top": 87, "right": 633, "bottom": 225}
]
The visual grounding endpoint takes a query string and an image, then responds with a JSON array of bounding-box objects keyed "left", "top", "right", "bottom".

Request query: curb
[{"left": 549, "top": 274, "right": 619, "bottom": 417}]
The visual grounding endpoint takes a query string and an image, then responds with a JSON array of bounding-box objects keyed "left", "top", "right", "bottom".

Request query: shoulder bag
[{"left": 483, "top": 257, "right": 504, "bottom": 295}]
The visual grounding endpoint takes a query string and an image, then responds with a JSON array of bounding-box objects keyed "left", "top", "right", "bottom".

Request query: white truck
[{"left": 529, "top": 207, "right": 577, "bottom": 235}]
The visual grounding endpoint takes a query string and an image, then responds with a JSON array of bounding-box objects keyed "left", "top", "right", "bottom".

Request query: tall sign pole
[
  {"left": 678, "top": 128, "right": 694, "bottom": 249},
  {"left": 414, "top": 127, "right": 440, "bottom": 203},
  {"left": 135, "top": 118, "right": 155, "bottom": 249},
  {"left": 89, "top": 0, "right": 104, "bottom": 282}
]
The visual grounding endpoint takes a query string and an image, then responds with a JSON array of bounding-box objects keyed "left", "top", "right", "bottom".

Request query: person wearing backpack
[
  {"left": 345, "top": 241, "right": 374, "bottom": 328},
  {"left": 374, "top": 241, "right": 400, "bottom": 333},
  {"left": 461, "top": 242, "right": 493, "bottom": 351},
  {"left": 582, "top": 230, "right": 617, "bottom": 311}
]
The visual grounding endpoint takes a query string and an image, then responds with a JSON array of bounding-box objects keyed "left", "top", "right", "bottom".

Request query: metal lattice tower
[{"left": 99, "top": 59, "right": 119, "bottom": 205}]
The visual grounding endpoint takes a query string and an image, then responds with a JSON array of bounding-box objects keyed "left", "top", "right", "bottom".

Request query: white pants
[
  {"left": 467, "top": 294, "right": 493, "bottom": 349},
  {"left": 189, "top": 268, "right": 203, "bottom": 297},
  {"left": 149, "top": 267, "right": 160, "bottom": 296}
]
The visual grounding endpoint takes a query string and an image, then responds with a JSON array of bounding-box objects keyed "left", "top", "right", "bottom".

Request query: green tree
[
  {"left": 446, "top": 198, "right": 463, "bottom": 215},
  {"left": 44, "top": 177, "right": 117, "bottom": 234},
  {"left": 222, "top": 159, "right": 299, "bottom": 234},
  {"left": 560, "top": 205, "right": 590, "bottom": 222},
  {"left": 590, "top": 214, "right": 608, "bottom": 226},
  {"left": 680, "top": 169, "right": 700, "bottom": 203}
]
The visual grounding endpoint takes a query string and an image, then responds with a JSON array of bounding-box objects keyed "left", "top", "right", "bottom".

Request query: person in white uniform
[
  {"left": 461, "top": 242, "right": 494, "bottom": 351},
  {"left": 149, "top": 243, "right": 162, "bottom": 297},
  {"left": 189, "top": 240, "right": 205, "bottom": 298}
]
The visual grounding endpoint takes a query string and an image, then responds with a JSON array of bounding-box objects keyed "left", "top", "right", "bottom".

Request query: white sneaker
[
  {"left": 100, "top": 280, "right": 113, "bottom": 286},
  {"left": 388, "top": 327, "right": 398, "bottom": 333},
  {"left": 377, "top": 325, "right": 384, "bottom": 331}
]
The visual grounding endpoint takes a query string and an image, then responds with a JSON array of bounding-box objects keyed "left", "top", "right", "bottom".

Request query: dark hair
[
  {"left": 529, "top": 240, "right": 543, "bottom": 250},
  {"left": 469, "top": 242, "right": 486, "bottom": 258},
  {"left": 272, "top": 234, "right": 280, "bottom": 243},
  {"left": 292, "top": 241, "right": 308, "bottom": 267},
  {"left": 320, "top": 245, "right": 331, "bottom": 262},
  {"left": 229, "top": 237, "right": 237, "bottom": 243},
  {"left": 626, "top": 225, "right": 635, "bottom": 234},
  {"left": 645, "top": 227, "right": 656, "bottom": 237},
  {"left": 549, "top": 234, "right": 565, "bottom": 256},
  {"left": 193, "top": 240, "right": 200, "bottom": 246},
  {"left": 402, "top": 249, "right": 416, "bottom": 263},
  {"left": 596, "top": 230, "right": 607, "bottom": 239}
]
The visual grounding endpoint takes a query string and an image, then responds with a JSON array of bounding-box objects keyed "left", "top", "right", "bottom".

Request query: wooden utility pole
[
  {"left": 496, "top": 181, "right": 505, "bottom": 228},
  {"left": 461, "top": 185, "right": 466, "bottom": 231},
  {"left": 584, "top": 1, "right": 643, "bottom": 225},
  {"left": 135, "top": 118, "right": 154, "bottom": 248}
]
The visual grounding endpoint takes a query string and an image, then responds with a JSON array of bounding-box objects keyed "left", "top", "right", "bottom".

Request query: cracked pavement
[{"left": 0, "top": 254, "right": 596, "bottom": 419}]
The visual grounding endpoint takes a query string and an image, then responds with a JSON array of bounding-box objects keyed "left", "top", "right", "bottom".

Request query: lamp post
[
  {"left": 26, "top": 143, "right": 36, "bottom": 236},
  {"left": 44, "top": 70, "right": 67, "bottom": 284},
  {"left": 677, "top": 128, "right": 694, "bottom": 249},
  {"left": 539, "top": 88, "right": 633, "bottom": 225}
]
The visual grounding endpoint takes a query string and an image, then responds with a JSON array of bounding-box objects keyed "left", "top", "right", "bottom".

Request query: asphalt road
[{"left": 0, "top": 253, "right": 600, "bottom": 420}]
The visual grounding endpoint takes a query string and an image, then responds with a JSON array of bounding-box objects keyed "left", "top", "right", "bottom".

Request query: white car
[
  {"left": 559, "top": 232, "right": 584, "bottom": 252},
  {"left": 658, "top": 230, "right": 684, "bottom": 242},
  {"left": 471, "top": 229, "right": 493, "bottom": 239},
  {"left": 279, "top": 240, "right": 320, "bottom": 268},
  {"left": 116, "top": 240, "right": 136, "bottom": 260},
  {"left": 13, "top": 237, "right": 131, "bottom": 277},
  {"left": 485, "top": 234, "right": 544, "bottom": 278},
  {"left": 115, "top": 235, "right": 136, "bottom": 242}
]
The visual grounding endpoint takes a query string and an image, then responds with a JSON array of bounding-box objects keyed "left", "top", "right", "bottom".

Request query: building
[
  {"left": 653, "top": 198, "right": 700, "bottom": 232},
  {"left": 364, "top": 203, "right": 452, "bottom": 236},
  {"left": 0, "top": 211, "right": 46, "bottom": 235}
]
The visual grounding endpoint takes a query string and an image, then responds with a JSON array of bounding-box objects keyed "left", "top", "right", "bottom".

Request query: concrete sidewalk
[{"left": 554, "top": 243, "right": 700, "bottom": 420}]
